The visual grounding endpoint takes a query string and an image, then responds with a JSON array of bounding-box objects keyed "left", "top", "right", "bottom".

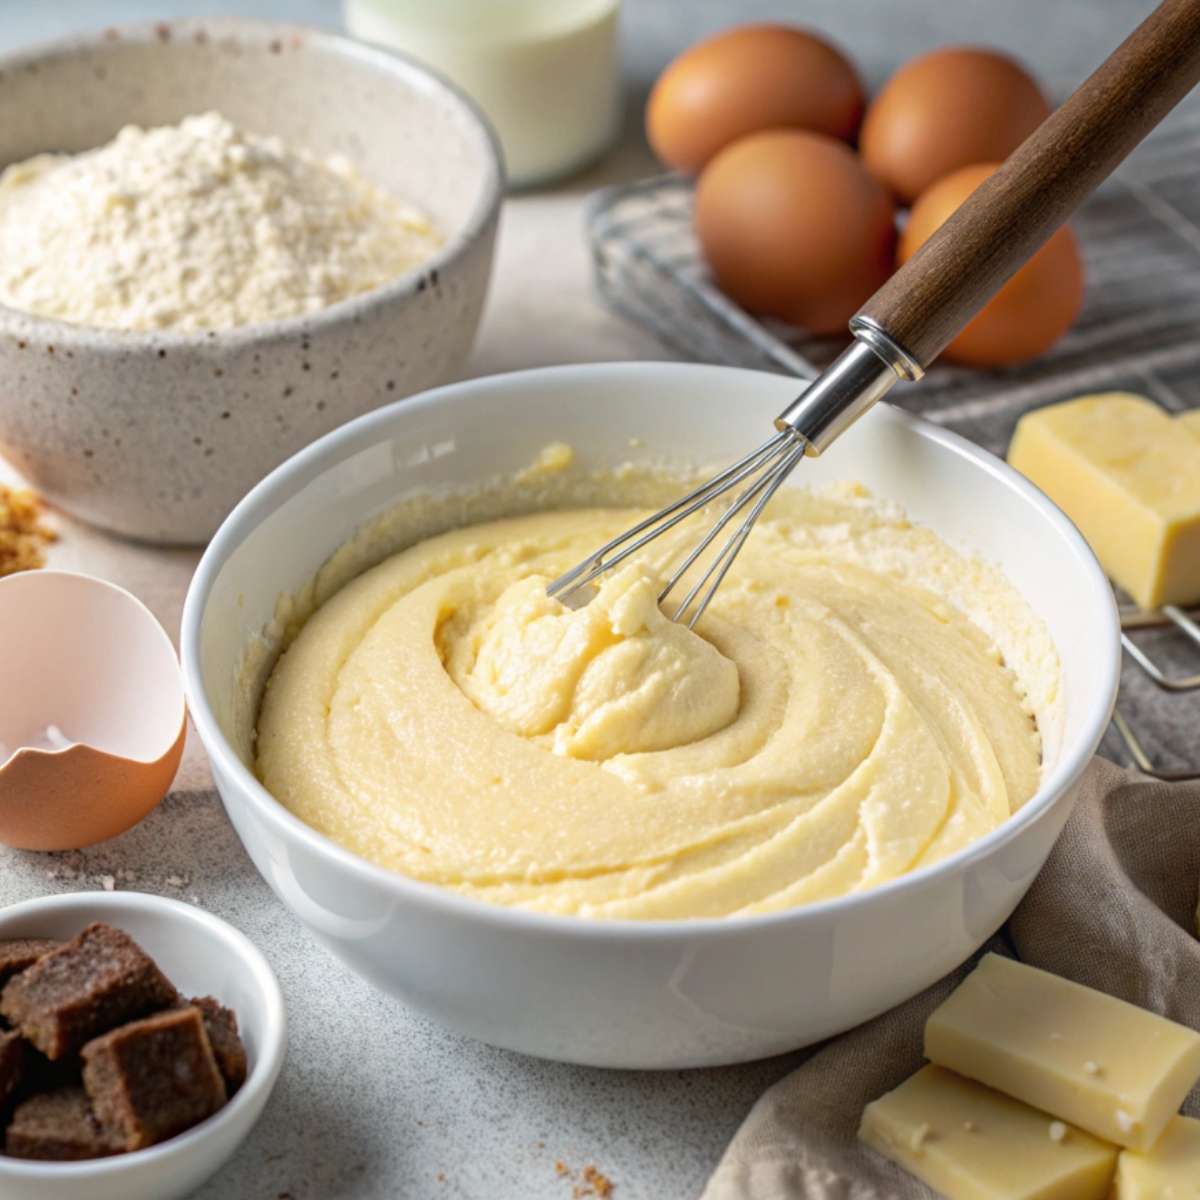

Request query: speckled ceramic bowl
[{"left": 0, "top": 18, "right": 501, "bottom": 544}]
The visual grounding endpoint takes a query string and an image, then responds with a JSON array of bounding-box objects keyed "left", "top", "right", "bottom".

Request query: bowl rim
[
  {"left": 0, "top": 15, "right": 504, "bottom": 349},
  {"left": 181, "top": 360, "right": 1122, "bottom": 940},
  {"left": 0, "top": 889, "right": 287, "bottom": 1181}
]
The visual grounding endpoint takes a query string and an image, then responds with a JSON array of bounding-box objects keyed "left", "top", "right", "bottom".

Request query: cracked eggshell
[{"left": 0, "top": 571, "right": 186, "bottom": 851}]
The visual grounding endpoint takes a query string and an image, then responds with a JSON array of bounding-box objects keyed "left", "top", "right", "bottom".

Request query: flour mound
[{"left": 0, "top": 112, "right": 441, "bottom": 332}]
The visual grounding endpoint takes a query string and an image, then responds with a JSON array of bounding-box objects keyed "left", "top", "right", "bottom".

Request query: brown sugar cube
[
  {"left": 190, "top": 996, "right": 248, "bottom": 1095},
  {"left": 82, "top": 1006, "right": 227, "bottom": 1151},
  {"left": 4, "top": 1087, "right": 123, "bottom": 1161},
  {"left": 0, "top": 939, "right": 62, "bottom": 988},
  {"left": 0, "top": 1029, "right": 27, "bottom": 1112},
  {"left": 0, "top": 924, "right": 176, "bottom": 1060}
]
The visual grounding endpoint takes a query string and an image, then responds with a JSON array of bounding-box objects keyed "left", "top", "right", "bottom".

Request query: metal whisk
[
  {"left": 547, "top": 430, "right": 804, "bottom": 627},
  {"left": 547, "top": 326, "right": 913, "bottom": 626},
  {"left": 547, "top": 0, "right": 1200, "bottom": 625}
]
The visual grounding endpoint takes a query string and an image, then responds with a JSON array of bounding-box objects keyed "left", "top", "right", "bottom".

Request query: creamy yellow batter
[{"left": 256, "top": 483, "right": 1049, "bottom": 920}]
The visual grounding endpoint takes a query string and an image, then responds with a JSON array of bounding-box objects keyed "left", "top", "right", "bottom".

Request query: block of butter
[
  {"left": 1114, "top": 1114, "right": 1200, "bottom": 1198},
  {"left": 860, "top": 1064, "right": 1118, "bottom": 1200},
  {"left": 925, "top": 954, "right": 1200, "bottom": 1149},
  {"left": 1007, "top": 393, "right": 1200, "bottom": 608}
]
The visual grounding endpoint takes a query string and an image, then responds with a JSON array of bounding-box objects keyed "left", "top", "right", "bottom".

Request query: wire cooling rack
[{"left": 586, "top": 122, "right": 1200, "bottom": 779}]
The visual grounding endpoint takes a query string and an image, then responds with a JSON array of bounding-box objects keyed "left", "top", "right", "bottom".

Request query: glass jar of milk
[{"left": 344, "top": 0, "right": 622, "bottom": 188}]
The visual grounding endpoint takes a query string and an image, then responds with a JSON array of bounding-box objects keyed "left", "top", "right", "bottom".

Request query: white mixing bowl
[{"left": 181, "top": 362, "right": 1120, "bottom": 1068}]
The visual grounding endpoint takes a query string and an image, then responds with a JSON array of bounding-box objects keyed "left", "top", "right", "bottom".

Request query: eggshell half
[{"left": 0, "top": 571, "right": 186, "bottom": 851}]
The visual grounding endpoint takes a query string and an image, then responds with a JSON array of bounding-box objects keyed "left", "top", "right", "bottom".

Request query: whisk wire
[
  {"left": 546, "top": 429, "right": 805, "bottom": 626},
  {"left": 653, "top": 435, "right": 793, "bottom": 603},
  {"left": 669, "top": 441, "right": 805, "bottom": 627},
  {"left": 545, "top": 431, "right": 794, "bottom": 607}
]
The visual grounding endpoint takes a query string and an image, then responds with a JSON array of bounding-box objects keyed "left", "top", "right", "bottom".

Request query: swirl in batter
[{"left": 256, "top": 486, "right": 1047, "bottom": 919}]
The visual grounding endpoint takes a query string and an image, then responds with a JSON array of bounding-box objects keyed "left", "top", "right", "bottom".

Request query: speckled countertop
[{"left": 0, "top": 2, "right": 1177, "bottom": 1197}]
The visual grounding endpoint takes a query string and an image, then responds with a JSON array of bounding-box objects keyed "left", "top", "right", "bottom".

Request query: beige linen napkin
[{"left": 703, "top": 758, "right": 1200, "bottom": 1200}]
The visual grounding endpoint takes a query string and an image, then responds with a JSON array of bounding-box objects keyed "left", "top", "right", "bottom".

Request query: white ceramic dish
[
  {"left": 0, "top": 17, "right": 502, "bottom": 543},
  {"left": 0, "top": 891, "right": 286, "bottom": 1200},
  {"left": 181, "top": 362, "right": 1120, "bottom": 1069}
]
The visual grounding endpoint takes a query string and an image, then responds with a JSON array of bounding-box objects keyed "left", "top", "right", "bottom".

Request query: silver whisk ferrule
[{"left": 546, "top": 323, "right": 920, "bottom": 627}]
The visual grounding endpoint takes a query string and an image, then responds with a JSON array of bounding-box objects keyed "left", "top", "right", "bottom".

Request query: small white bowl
[
  {"left": 182, "top": 362, "right": 1120, "bottom": 1068},
  {"left": 0, "top": 891, "right": 286, "bottom": 1200}
]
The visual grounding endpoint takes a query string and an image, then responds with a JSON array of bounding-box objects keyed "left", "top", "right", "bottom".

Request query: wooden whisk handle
[{"left": 855, "top": 0, "right": 1200, "bottom": 370}]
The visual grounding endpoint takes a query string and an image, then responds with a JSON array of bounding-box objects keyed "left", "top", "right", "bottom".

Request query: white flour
[{"left": 0, "top": 111, "right": 442, "bottom": 332}]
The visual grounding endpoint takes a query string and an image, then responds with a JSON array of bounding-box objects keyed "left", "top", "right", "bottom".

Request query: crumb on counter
[
  {"left": 0, "top": 484, "right": 55, "bottom": 576},
  {"left": 553, "top": 1159, "right": 615, "bottom": 1197},
  {"left": 581, "top": 1165, "right": 614, "bottom": 1197}
]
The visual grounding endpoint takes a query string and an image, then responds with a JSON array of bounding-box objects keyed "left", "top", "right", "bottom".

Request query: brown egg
[
  {"left": 900, "top": 163, "right": 1085, "bottom": 366},
  {"left": 861, "top": 47, "right": 1050, "bottom": 204},
  {"left": 695, "top": 129, "right": 897, "bottom": 334},
  {"left": 647, "top": 24, "right": 864, "bottom": 174}
]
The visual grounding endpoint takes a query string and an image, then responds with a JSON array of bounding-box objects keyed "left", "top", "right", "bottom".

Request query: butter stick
[
  {"left": 1007, "top": 393, "right": 1200, "bottom": 608},
  {"left": 859, "top": 1065, "right": 1117, "bottom": 1200},
  {"left": 925, "top": 954, "right": 1200, "bottom": 1150},
  {"left": 1114, "top": 1114, "right": 1200, "bottom": 1198}
]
